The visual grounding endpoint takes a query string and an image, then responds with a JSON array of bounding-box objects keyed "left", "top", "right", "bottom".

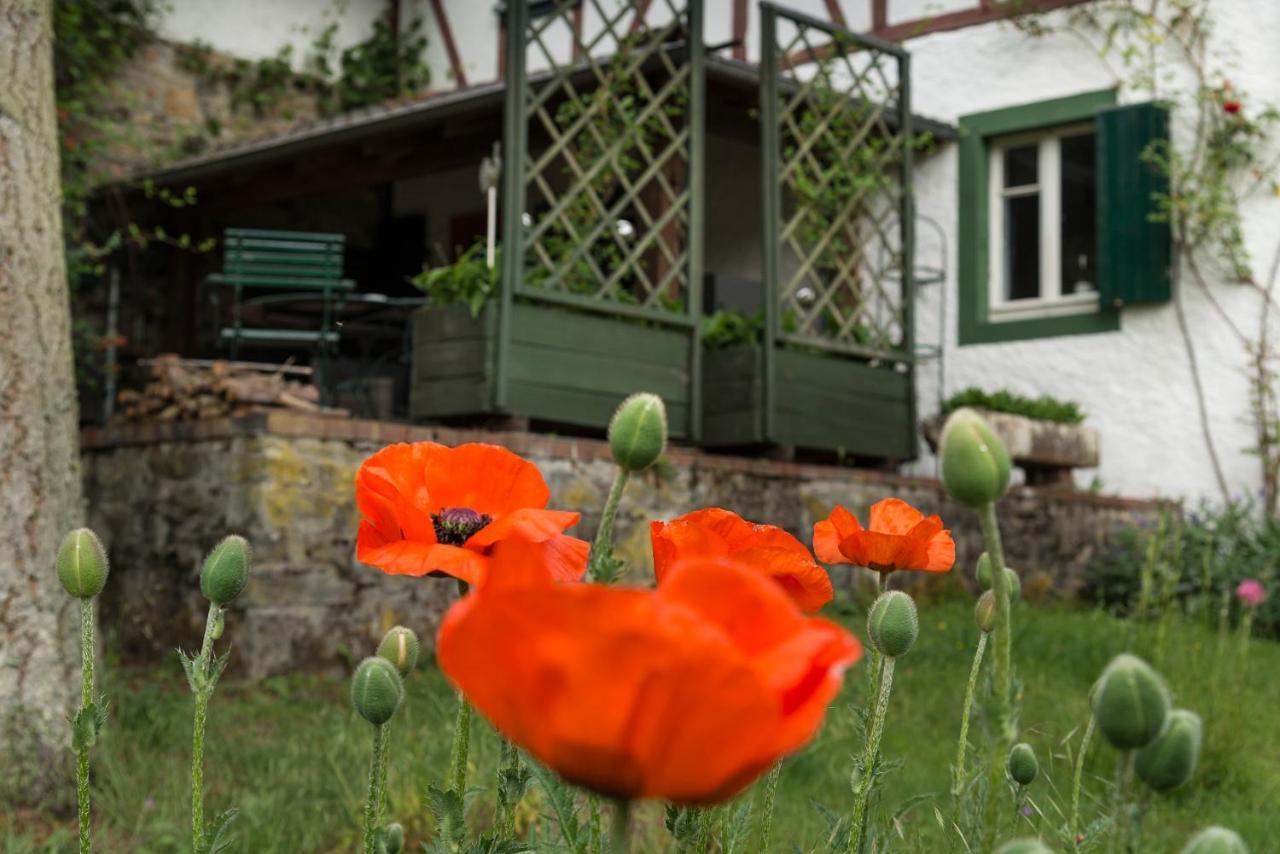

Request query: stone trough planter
[{"left": 922, "top": 409, "right": 1099, "bottom": 487}]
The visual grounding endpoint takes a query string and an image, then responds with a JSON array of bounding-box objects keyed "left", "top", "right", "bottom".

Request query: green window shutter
[{"left": 1096, "top": 102, "right": 1172, "bottom": 306}]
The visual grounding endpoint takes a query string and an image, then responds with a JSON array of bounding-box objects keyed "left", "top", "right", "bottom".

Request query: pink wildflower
[{"left": 1236, "top": 578, "right": 1266, "bottom": 607}]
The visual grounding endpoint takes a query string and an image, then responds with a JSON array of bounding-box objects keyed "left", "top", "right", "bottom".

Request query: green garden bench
[{"left": 208, "top": 228, "right": 355, "bottom": 359}]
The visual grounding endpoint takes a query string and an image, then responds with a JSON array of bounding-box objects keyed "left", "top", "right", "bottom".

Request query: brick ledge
[{"left": 80, "top": 412, "right": 1160, "bottom": 511}]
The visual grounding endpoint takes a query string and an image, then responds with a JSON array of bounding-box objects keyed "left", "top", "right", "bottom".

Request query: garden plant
[{"left": 47, "top": 397, "right": 1255, "bottom": 852}]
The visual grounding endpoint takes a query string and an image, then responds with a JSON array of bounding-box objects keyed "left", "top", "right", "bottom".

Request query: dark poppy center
[{"left": 432, "top": 507, "right": 492, "bottom": 546}]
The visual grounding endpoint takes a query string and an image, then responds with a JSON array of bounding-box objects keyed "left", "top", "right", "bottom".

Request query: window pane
[
  {"left": 1004, "top": 194, "right": 1040, "bottom": 301},
  {"left": 1060, "top": 132, "right": 1097, "bottom": 295},
  {"left": 1003, "top": 144, "right": 1038, "bottom": 188}
]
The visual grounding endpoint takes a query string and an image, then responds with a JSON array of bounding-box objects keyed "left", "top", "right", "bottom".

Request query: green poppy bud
[
  {"left": 1091, "top": 653, "right": 1171, "bottom": 750},
  {"left": 867, "top": 590, "right": 918, "bottom": 658},
  {"left": 381, "top": 821, "right": 404, "bottom": 854},
  {"left": 976, "top": 552, "right": 1021, "bottom": 600},
  {"left": 975, "top": 590, "right": 997, "bottom": 633},
  {"left": 1181, "top": 827, "right": 1248, "bottom": 854},
  {"left": 1136, "top": 709, "right": 1202, "bottom": 792},
  {"left": 56, "top": 528, "right": 109, "bottom": 599},
  {"left": 608, "top": 392, "right": 667, "bottom": 473},
  {"left": 377, "top": 626, "right": 421, "bottom": 678},
  {"left": 1007, "top": 742, "right": 1038, "bottom": 786},
  {"left": 200, "top": 535, "right": 251, "bottom": 605},
  {"left": 351, "top": 657, "right": 404, "bottom": 726},
  {"left": 994, "top": 841, "right": 1054, "bottom": 854},
  {"left": 940, "top": 409, "right": 1011, "bottom": 507}
]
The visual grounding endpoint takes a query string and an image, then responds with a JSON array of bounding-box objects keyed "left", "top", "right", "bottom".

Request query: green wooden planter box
[
  {"left": 410, "top": 302, "right": 693, "bottom": 437},
  {"left": 701, "top": 345, "right": 915, "bottom": 459}
]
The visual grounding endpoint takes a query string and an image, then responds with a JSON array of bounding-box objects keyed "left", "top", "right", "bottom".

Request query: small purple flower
[
  {"left": 1022, "top": 805, "right": 1033, "bottom": 817},
  {"left": 1237, "top": 578, "right": 1266, "bottom": 607},
  {"left": 143, "top": 796, "right": 156, "bottom": 811}
]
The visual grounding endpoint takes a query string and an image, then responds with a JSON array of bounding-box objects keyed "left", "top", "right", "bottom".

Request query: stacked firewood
[{"left": 114, "top": 354, "right": 348, "bottom": 422}]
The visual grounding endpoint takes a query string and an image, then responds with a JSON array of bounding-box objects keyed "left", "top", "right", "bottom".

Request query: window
[
  {"left": 957, "top": 90, "right": 1170, "bottom": 345},
  {"left": 987, "top": 124, "right": 1098, "bottom": 321}
]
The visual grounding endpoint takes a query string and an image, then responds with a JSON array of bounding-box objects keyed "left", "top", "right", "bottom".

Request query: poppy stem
[
  {"left": 950, "top": 630, "right": 988, "bottom": 832},
  {"left": 1069, "top": 715, "right": 1095, "bottom": 851},
  {"left": 848, "top": 655, "right": 896, "bottom": 853},
  {"left": 75, "top": 598, "right": 95, "bottom": 854},
  {"left": 609, "top": 799, "right": 632, "bottom": 854},
  {"left": 589, "top": 468, "right": 630, "bottom": 581},
  {"left": 363, "top": 724, "right": 386, "bottom": 854},
  {"left": 494, "top": 737, "right": 524, "bottom": 839},
  {"left": 976, "top": 501, "right": 1014, "bottom": 853},
  {"left": 448, "top": 690, "right": 473, "bottom": 797},
  {"left": 190, "top": 601, "right": 222, "bottom": 854},
  {"left": 1112, "top": 750, "right": 1135, "bottom": 854},
  {"left": 751, "top": 761, "right": 783, "bottom": 852}
]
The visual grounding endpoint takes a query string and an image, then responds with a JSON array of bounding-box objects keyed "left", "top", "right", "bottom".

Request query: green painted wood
[
  {"left": 1097, "top": 102, "right": 1172, "bottom": 306},
  {"left": 508, "top": 303, "right": 689, "bottom": 364}
]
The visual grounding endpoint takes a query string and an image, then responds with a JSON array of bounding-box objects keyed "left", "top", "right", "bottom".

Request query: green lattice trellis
[
  {"left": 761, "top": 5, "right": 914, "bottom": 362},
  {"left": 501, "top": 0, "right": 705, "bottom": 320}
]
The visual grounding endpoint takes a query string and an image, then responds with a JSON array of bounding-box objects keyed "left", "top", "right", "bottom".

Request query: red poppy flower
[
  {"left": 813, "top": 498, "right": 955, "bottom": 574},
  {"left": 1224, "top": 99, "right": 1242, "bottom": 114},
  {"left": 650, "top": 508, "right": 833, "bottom": 612},
  {"left": 438, "top": 552, "right": 859, "bottom": 803},
  {"left": 355, "top": 442, "right": 588, "bottom": 586}
]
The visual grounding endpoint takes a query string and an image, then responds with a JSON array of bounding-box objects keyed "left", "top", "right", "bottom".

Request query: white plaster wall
[{"left": 902, "top": 1, "right": 1280, "bottom": 504}]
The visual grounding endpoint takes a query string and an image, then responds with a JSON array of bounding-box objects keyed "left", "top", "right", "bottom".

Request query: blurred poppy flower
[
  {"left": 437, "top": 555, "right": 860, "bottom": 803},
  {"left": 1237, "top": 578, "right": 1266, "bottom": 607},
  {"left": 1223, "top": 99, "right": 1242, "bottom": 115},
  {"left": 355, "top": 442, "right": 588, "bottom": 586},
  {"left": 650, "top": 508, "right": 833, "bottom": 612},
  {"left": 813, "top": 498, "right": 955, "bottom": 574}
]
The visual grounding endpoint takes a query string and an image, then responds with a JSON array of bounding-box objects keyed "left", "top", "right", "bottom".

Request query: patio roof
[{"left": 135, "top": 54, "right": 957, "bottom": 187}]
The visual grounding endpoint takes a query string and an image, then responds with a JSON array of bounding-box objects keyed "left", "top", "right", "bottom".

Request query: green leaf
[
  {"left": 527, "top": 762, "right": 584, "bottom": 854},
  {"left": 70, "top": 705, "right": 98, "bottom": 752},
  {"left": 204, "top": 807, "right": 239, "bottom": 853},
  {"left": 424, "top": 784, "right": 467, "bottom": 849}
]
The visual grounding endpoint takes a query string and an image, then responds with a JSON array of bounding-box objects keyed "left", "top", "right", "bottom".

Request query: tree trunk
[{"left": 0, "top": 0, "right": 85, "bottom": 804}]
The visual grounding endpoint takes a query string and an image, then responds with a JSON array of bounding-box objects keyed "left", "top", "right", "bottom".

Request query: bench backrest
[{"left": 221, "top": 228, "right": 346, "bottom": 290}]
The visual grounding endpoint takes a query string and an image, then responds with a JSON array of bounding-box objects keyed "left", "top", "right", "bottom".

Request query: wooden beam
[
  {"left": 429, "top": 0, "right": 468, "bottom": 87},
  {"left": 823, "top": 0, "right": 847, "bottom": 28},
  {"left": 629, "top": 0, "right": 653, "bottom": 35},
  {"left": 871, "top": 0, "right": 887, "bottom": 32},
  {"left": 732, "top": 0, "right": 748, "bottom": 60},
  {"left": 572, "top": 2, "right": 584, "bottom": 61}
]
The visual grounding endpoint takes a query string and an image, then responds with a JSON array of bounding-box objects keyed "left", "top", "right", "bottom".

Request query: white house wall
[{"left": 903, "top": 0, "right": 1280, "bottom": 504}]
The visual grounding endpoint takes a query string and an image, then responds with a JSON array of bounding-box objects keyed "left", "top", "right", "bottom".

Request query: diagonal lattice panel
[
  {"left": 762, "top": 8, "right": 915, "bottom": 359},
  {"left": 511, "top": 0, "right": 700, "bottom": 318}
]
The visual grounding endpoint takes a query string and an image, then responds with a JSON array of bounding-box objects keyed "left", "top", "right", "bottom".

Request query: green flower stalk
[
  {"left": 940, "top": 409, "right": 1014, "bottom": 853},
  {"left": 950, "top": 596, "right": 991, "bottom": 831},
  {"left": 57, "top": 528, "right": 110, "bottom": 854},
  {"left": 187, "top": 535, "right": 250, "bottom": 854},
  {"left": 849, "top": 591, "right": 917, "bottom": 852},
  {"left": 1069, "top": 716, "right": 1095, "bottom": 851},
  {"left": 751, "top": 762, "right": 783, "bottom": 852},
  {"left": 447, "top": 580, "right": 474, "bottom": 800},
  {"left": 591, "top": 393, "right": 667, "bottom": 582},
  {"left": 610, "top": 799, "right": 632, "bottom": 854},
  {"left": 352, "top": 657, "right": 405, "bottom": 854},
  {"left": 375, "top": 626, "right": 419, "bottom": 825}
]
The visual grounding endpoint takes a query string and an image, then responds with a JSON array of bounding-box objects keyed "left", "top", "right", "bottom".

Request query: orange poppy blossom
[
  {"left": 813, "top": 498, "right": 955, "bottom": 574},
  {"left": 649, "top": 508, "right": 834, "bottom": 612},
  {"left": 354, "top": 441, "right": 589, "bottom": 586},
  {"left": 437, "top": 549, "right": 861, "bottom": 804}
]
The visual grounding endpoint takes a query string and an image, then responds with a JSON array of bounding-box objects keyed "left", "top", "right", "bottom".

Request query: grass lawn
[{"left": 4, "top": 598, "right": 1278, "bottom": 852}]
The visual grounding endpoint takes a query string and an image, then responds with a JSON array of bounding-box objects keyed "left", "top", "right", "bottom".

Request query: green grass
[{"left": 3, "top": 599, "right": 1278, "bottom": 852}]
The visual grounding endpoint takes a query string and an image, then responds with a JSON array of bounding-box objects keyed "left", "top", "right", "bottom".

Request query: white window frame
[{"left": 987, "top": 122, "right": 1099, "bottom": 323}]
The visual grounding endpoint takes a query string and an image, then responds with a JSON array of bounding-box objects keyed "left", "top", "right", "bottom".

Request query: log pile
[{"left": 114, "top": 354, "right": 348, "bottom": 422}]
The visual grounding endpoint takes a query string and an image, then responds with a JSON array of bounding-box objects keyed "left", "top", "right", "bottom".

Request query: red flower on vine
[{"left": 1223, "top": 99, "right": 1242, "bottom": 115}]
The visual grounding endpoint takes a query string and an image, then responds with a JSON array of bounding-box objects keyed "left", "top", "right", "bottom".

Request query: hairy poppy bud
[
  {"left": 1091, "top": 653, "right": 1170, "bottom": 750},
  {"left": 975, "top": 590, "right": 997, "bottom": 633},
  {"left": 1007, "top": 742, "right": 1038, "bottom": 786},
  {"left": 1181, "top": 827, "right": 1248, "bottom": 854},
  {"left": 1136, "top": 709, "right": 1202, "bottom": 792},
  {"left": 351, "top": 657, "right": 404, "bottom": 726},
  {"left": 867, "top": 590, "right": 918, "bottom": 658},
  {"left": 380, "top": 821, "right": 404, "bottom": 854},
  {"left": 940, "top": 409, "right": 1011, "bottom": 507},
  {"left": 377, "top": 626, "right": 420, "bottom": 678},
  {"left": 608, "top": 392, "right": 667, "bottom": 472},
  {"left": 200, "top": 535, "right": 250, "bottom": 605},
  {"left": 995, "top": 841, "right": 1053, "bottom": 854},
  {"left": 976, "top": 552, "right": 1021, "bottom": 600},
  {"left": 56, "top": 528, "right": 109, "bottom": 599}
]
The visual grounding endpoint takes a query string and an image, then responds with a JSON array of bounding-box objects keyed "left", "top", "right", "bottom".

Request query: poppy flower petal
[
  {"left": 675, "top": 508, "right": 810, "bottom": 556},
  {"left": 356, "top": 444, "right": 437, "bottom": 542},
  {"left": 813, "top": 506, "right": 862, "bottom": 563},
  {"left": 837, "top": 529, "right": 912, "bottom": 569},
  {"left": 467, "top": 508, "right": 581, "bottom": 547},
  {"left": 735, "top": 547, "right": 834, "bottom": 613},
  {"left": 868, "top": 497, "right": 926, "bottom": 535},
  {"left": 358, "top": 530, "right": 486, "bottom": 584},
  {"left": 419, "top": 443, "right": 551, "bottom": 515},
  {"left": 649, "top": 518, "right": 731, "bottom": 583}
]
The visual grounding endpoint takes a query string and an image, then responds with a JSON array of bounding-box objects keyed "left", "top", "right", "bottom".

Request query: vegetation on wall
[
  {"left": 410, "top": 243, "right": 498, "bottom": 317},
  {"left": 1016, "top": 1, "right": 1280, "bottom": 513},
  {"left": 941, "top": 387, "right": 1086, "bottom": 425}
]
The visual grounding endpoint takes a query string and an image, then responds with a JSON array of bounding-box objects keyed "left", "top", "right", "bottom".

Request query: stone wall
[{"left": 82, "top": 413, "right": 1161, "bottom": 679}]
